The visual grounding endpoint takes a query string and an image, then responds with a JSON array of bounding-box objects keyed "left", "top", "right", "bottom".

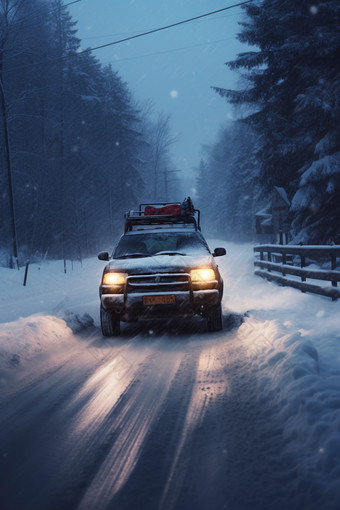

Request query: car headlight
[
  {"left": 190, "top": 268, "right": 215, "bottom": 282},
  {"left": 103, "top": 273, "right": 127, "bottom": 285}
]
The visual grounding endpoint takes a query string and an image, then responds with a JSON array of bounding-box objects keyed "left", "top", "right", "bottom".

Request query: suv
[{"left": 98, "top": 202, "right": 226, "bottom": 336}]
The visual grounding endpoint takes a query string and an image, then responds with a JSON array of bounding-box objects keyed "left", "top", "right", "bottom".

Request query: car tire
[
  {"left": 207, "top": 303, "right": 223, "bottom": 332},
  {"left": 100, "top": 304, "right": 120, "bottom": 336}
]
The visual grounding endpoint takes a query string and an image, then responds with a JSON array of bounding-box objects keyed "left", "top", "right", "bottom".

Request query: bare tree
[{"left": 139, "top": 111, "right": 181, "bottom": 201}]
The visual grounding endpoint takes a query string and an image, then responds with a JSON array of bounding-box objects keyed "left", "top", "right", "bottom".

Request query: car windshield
[{"left": 113, "top": 232, "right": 210, "bottom": 258}]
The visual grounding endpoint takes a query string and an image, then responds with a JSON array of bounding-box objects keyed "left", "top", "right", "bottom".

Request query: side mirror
[
  {"left": 98, "top": 251, "right": 110, "bottom": 261},
  {"left": 213, "top": 247, "right": 226, "bottom": 257}
]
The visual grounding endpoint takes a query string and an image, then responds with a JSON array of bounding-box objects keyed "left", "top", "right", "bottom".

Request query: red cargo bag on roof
[
  {"left": 144, "top": 204, "right": 181, "bottom": 216},
  {"left": 144, "top": 197, "right": 194, "bottom": 217}
]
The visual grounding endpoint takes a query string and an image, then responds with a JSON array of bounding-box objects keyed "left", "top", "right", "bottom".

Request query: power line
[
  {"left": 102, "top": 37, "right": 236, "bottom": 65},
  {"left": 3, "top": 36, "right": 235, "bottom": 84},
  {"left": 4, "top": 0, "right": 82, "bottom": 29},
  {"left": 2, "top": 1, "right": 253, "bottom": 75},
  {"left": 81, "top": 12, "right": 243, "bottom": 40}
]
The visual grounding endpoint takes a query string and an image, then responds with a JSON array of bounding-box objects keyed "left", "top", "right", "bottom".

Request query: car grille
[{"left": 126, "top": 273, "right": 190, "bottom": 294}]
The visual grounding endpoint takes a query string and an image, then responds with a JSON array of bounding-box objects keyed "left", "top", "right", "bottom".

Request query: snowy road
[
  {"left": 1, "top": 243, "right": 340, "bottom": 509},
  {"left": 0, "top": 314, "right": 288, "bottom": 510}
]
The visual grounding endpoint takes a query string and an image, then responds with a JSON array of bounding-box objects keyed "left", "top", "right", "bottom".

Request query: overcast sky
[{"left": 69, "top": 0, "right": 248, "bottom": 176}]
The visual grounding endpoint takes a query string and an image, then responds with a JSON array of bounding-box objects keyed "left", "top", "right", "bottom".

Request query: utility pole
[
  {"left": 0, "top": 76, "right": 19, "bottom": 269},
  {"left": 160, "top": 169, "right": 181, "bottom": 201}
]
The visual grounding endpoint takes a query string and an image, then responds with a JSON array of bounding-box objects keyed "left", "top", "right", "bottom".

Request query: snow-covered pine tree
[{"left": 214, "top": 0, "right": 340, "bottom": 244}]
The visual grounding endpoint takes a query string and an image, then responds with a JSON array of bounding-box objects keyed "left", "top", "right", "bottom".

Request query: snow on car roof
[{"left": 125, "top": 225, "right": 196, "bottom": 235}]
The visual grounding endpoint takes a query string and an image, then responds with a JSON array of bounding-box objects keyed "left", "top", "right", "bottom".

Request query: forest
[
  {"left": 196, "top": 0, "right": 340, "bottom": 245},
  {"left": 1, "top": 0, "right": 340, "bottom": 268},
  {"left": 0, "top": 0, "right": 179, "bottom": 267}
]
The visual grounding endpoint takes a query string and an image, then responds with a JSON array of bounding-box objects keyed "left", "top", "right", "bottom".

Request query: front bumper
[{"left": 100, "top": 272, "right": 220, "bottom": 321}]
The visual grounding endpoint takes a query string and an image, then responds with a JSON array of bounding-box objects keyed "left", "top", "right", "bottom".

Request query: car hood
[{"left": 106, "top": 253, "right": 215, "bottom": 274}]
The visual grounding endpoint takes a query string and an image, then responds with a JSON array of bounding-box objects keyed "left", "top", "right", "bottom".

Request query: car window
[{"left": 113, "top": 232, "right": 210, "bottom": 258}]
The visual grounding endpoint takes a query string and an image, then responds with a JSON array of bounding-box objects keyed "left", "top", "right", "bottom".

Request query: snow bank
[
  {"left": 241, "top": 316, "right": 340, "bottom": 506},
  {"left": 0, "top": 312, "right": 94, "bottom": 374},
  {"left": 0, "top": 257, "right": 100, "bottom": 378},
  {"left": 212, "top": 241, "right": 340, "bottom": 505}
]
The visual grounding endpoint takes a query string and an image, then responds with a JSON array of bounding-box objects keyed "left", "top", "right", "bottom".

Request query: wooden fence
[{"left": 253, "top": 244, "right": 340, "bottom": 301}]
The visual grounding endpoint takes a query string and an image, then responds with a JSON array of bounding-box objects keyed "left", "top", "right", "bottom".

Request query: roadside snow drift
[
  {"left": 0, "top": 312, "right": 94, "bottom": 374},
  {"left": 239, "top": 315, "right": 340, "bottom": 506}
]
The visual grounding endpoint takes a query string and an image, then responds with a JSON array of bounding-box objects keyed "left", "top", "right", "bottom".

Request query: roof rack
[{"left": 124, "top": 202, "right": 201, "bottom": 232}]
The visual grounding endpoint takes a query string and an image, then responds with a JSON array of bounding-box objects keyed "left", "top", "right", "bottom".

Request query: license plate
[{"left": 143, "top": 295, "right": 175, "bottom": 305}]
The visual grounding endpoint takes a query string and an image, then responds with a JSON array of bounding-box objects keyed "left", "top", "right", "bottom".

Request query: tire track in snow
[{"left": 1, "top": 314, "right": 266, "bottom": 510}]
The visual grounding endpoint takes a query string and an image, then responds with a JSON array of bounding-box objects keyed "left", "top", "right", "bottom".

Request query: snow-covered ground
[
  {"left": 1, "top": 242, "right": 340, "bottom": 509},
  {"left": 0, "top": 258, "right": 102, "bottom": 378},
  {"left": 221, "top": 242, "right": 340, "bottom": 509}
]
